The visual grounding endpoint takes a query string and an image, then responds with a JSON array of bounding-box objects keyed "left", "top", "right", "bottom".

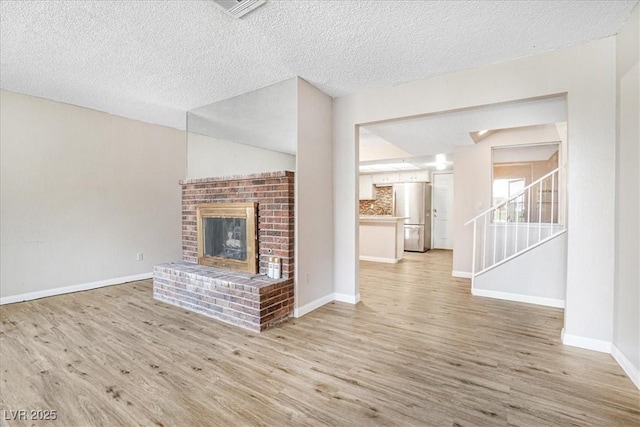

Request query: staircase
[{"left": 465, "top": 166, "right": 567, "bottom": 289}]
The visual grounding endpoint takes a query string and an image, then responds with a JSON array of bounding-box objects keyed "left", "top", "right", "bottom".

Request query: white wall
[
  {"left": 359, "top": 141, "right": 411, "bottom": 162},
  {"left": 474, "top": 232, "right": 567, "bottom": 307},
  {"left": 334, "top": 37, "right": 617, "bottom": 348},
  {"left": 186, "top": 132, "right": 295, "bottom": 180},
  {"left": 295, "top": 79, "right": 335, "bottom": 315},
  {"left": 0, "top": 90, "right": 185, "bottom": 302},
  {"left": 453, "top": 123, "right": 565, "bottom": 273},
  {"left": 614, "top": 3, "right": 640, "bottom": 388}
]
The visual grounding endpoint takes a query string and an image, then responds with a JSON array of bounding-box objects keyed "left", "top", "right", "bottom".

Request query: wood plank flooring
[{"left": 1, "top": 250, "right": 638, "bottom": 426}]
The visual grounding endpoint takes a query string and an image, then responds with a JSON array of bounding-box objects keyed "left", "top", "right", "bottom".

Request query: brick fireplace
[
  {"left": 181, "top": 171, "right": 294, "bottom": 277},
  {"left": 153, "top": 171, "right": 295, "bottom": 332}
]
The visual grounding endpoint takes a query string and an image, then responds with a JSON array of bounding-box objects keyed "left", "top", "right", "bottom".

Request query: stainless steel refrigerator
[{"left": 393, "top": 182, "right": 432, "bottom": 252}]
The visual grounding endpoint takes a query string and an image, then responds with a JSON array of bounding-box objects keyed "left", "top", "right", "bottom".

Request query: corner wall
[
  {"left": 0, "top": 90, "right": 185, "bottom": 302},
  {"left": 295, "top": 78, "right": 335, "bottom": 315},
  {"left": 334, "top": 37, "right": 617, "bottom": 348},
  {"left": 614, "top": 3, "right": 640, "bottom": 389}
]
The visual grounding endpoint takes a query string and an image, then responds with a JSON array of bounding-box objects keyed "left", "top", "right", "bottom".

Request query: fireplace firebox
[{"left": 196, "top": 202, "right": 258, "bottom": 274}]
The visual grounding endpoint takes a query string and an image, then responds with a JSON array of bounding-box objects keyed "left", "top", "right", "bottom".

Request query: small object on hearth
[
  {"left": 273, "top": 257, "right": 281, "bottom": 279},
  {"left": 268, "top": 257, "right": 274, "bottom": 278}
]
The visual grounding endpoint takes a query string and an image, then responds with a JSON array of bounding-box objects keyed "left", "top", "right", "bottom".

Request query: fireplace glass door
[
  {"left": 203, "top": 218, "right": 248, "bottom": 261},
  {"left": 196, "top": 202, "right": 258, "bottom": 274}
]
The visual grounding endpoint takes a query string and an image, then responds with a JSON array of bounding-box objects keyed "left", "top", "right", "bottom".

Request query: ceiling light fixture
[
  {"left": 477, "top": 129, "right": 489, "bottom": 136},
  {"left": 434, "top": 153, "right": 448, "bottom": 171}
]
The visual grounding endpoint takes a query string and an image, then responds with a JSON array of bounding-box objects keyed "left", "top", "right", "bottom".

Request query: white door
[{"left": 432, "top": 173, "right": 454, "bottom": 249}]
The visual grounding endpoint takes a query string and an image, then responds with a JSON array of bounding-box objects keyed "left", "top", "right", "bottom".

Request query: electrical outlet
[
  {"left": 136, "top": 252, "right": 143, "bottom": 261},
  {"left": 305, "top": 273, "right": 310, "bottom": 284}
]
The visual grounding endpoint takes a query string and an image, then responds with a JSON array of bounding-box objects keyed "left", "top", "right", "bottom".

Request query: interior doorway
[
  {"left": 356, "top": 96, "right": 568, "bottom": 299},
  {"left": 432, "top": 172, "right": 454, "bottom": 249}
]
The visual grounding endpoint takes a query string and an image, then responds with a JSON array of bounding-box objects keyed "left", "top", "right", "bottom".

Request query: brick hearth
[{"left": 153, "top": 262, "right": 293, "bottom": 332}]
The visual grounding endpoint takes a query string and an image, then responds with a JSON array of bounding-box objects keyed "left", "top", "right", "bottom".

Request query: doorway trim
[{"left": 431, "top": 172, "right": 455, "bottom": 250}]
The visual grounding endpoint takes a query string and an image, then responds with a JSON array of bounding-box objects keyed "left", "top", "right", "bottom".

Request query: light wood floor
[{"left": 1, "top": 250, "right": 638, "bottom": 426}]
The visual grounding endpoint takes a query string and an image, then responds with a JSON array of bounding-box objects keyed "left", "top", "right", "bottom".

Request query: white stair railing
[{"left": 464, "top": 165, "right": 567, "bottom": 283}]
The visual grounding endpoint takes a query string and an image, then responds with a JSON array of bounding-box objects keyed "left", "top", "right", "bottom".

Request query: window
[
  {"left": 493, "top": 178, "right": 525, "bottom": 222},
  {"left": 492, "top": 143, "right": 560, "bottom": 223}
]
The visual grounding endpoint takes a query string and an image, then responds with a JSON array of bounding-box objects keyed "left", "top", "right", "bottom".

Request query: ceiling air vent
[{"left": 212, "top": 0, "right": 266, "bottom": 19}]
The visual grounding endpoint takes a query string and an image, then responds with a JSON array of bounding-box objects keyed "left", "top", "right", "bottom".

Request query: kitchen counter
[{"left": 359, "top": 216, "right": 405, "bottom": 263}]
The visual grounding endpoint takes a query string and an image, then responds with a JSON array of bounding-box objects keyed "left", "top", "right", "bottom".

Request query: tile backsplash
[{"left": 359, "top": 185, "right": 392, "bottom": 215}]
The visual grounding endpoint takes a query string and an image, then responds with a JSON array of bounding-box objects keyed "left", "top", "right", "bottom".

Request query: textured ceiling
[{"left": 1, "top": 1, "right": 637, "bottom": 130}]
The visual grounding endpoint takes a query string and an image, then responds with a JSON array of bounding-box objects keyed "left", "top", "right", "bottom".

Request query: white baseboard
[
  {"left": 612, "top": 345, "right": 640, "bottom": 390},
  {"left": 334, "top": 292, "right": 360, "bottom": 304},
  {"left": 561, "top": 329, "right": 612, "bottom": 353},
  {"left": 560, "top": 331, "right": 638, "bottom": 389},
  {"left": 472, "top": 288, "right": 565, "bottom": 308},
  {"left": 0, "top": 273, "right": 153, "bottom": 305},
  {"left": 359, "top": 256, "right": 399, "bottom": 264},
  {"left": 294, "top": 293, "right": 334, "bottom": 318},
  {"left": 294, "top": 292, "right": 360, "bottom": 318},
  {"left": 452, "top": 270, "right": 472, "bottom": 279}
]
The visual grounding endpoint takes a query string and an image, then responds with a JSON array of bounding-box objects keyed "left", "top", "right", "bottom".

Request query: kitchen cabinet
[
  {"left": 359, "top": 174, "right": 377, "bottom": 200},
  {"left": 399, "top": 170, "right": 430, "bottom": 182},
  {"left": 369, "top": 170, "right": 430, "bottom": 185},
  {"left": 371, "top": 172, "right": 400, "bottom": 185}
]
